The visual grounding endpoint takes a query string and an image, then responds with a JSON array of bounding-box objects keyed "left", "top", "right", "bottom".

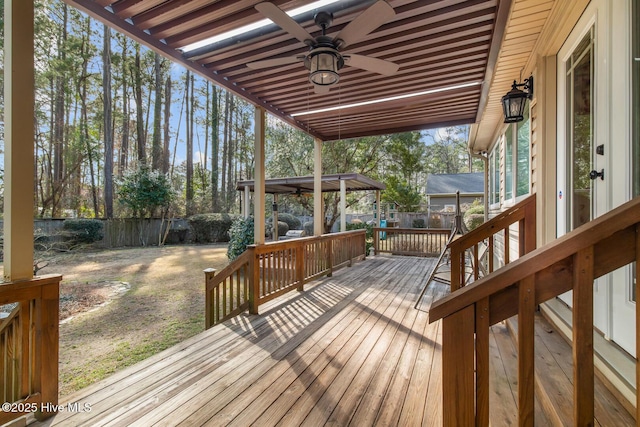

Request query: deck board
[{"left": 30, "top": 254, "right": 633, "bottom": 426}]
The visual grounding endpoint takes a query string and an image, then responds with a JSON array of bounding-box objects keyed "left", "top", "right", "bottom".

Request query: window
[
  {"left": 505, "top": 130, "right": 513, "bottom": 200},
  {"left": 489, "top": 143, "right": 500, "bottom": 206},
  {"left": 505, "top": 100, "right": 531, "bottom": 202},
  {"left": 516, "top": 105, "right": 530, "bottom": 197},
  {"left": 489, "top": 101, "right": 531, "bottom": 207}
]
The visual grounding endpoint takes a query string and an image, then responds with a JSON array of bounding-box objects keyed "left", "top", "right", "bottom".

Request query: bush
[
  {"left": 277, "top": 213, "right": 302, "bottom": 230},
  {"left": 188, "top": 213, "right": 238, "bottom": 243},
  {"left": 412, "top": 218, "right": 426, "bottom": 228},
  {"left": 227, "top": 216, "right": 255, "bottom": 260},
  {"left": 265, "top": 218, "right": 290, "bottom": 238},
  {"left": 62, "top": 219, "right": 104, "bottom": 243},
  {"left": 463, "top": 199, "right": 485, "bottom": 230},
  {"left": 303, "top": 221, "right": 314, "bottom": 236}
]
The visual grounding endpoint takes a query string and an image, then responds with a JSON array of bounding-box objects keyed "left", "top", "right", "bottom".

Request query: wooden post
[
  {"left": 314, "top": 138, "right": 323, "bottom": 236},
  {"left": 519, "top": 198, "right": 537, "bottom": 256},
  {"left": 450, "top": 246, "right": 462, "bottom": 292},
  {"left": 250, "top": 248, "right": 261, "bottom": 314},
  {"left": 4, "top": 0, "right": 35, "bottom": 281},
  {"left": 326, "top": 238, "right": 333, "bottom": 277},
  {"left": 244, "top": 186, "right": 250, "bottom": 219},
  {"left": 442, "top": 306, "right": 475, "bottom": 426},
  {"left": 475, "top": 298, "right": 490, "bottom": 427},
  {"left": 573, "top": 246, "right": 594, "bottom": 426},
  {"left": 37, "top": 281, "right": 59, "bottom": 420},
  {"left": 518, "top": 276, "right": 536, "bottom": 426},
  {"left": 204, "top": 268, "right": 216, "bottom": 329},
  {"left": 297, "top": 243, "right": 305, "bottom": 291},
  {"left": 340, "top": 179, "right": 347, "bottom": 232},
  {"left": 254, "top": 107, "right": 266, "bottom": 245}
]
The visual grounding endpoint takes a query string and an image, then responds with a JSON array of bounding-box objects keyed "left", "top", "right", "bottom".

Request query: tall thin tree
[{"left": 103, "top": 24, "right": 114, "bottom": 218}]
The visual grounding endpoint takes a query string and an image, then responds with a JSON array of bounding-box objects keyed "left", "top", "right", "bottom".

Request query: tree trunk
[
  {"left": 221, "top": 91, "right": 230, "bottom": 211},
  {"left": 186, "top": 71, "right": 194, "bottom": 216},
  {"left": 103, "top": 24, "right": 114, "bottom": 218},
  {"left": 163, "top": 76, "right": 172, "bottom": 175},
  {"left": 52, "top": 3, "right": 68, "bottom": 217},
  {"left": 134, "top": 44, "right": 146, "bottom": 164},
  {"left": 211, "top": 86, "right": 219, "bottom": 212},
  {"left": 152, "top": 53, "right": 163, "bottom": 171},
  {"left": 119, "top": 36, "right": 129, "bottom": 178}
]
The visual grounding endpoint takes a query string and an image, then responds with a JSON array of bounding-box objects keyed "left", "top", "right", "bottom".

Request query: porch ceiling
[
  {"left": 63, "top": 0, "right": 514, "bottom": 141},
  {"left": 236, "top": 173, "right": 385, "bottom": 194}
]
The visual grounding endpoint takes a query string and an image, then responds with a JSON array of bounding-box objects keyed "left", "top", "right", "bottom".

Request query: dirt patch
[
  {"left": 59, "top": 280, "right": 130, "bottom": 323},
  {"left": 2, "top": 244, "right": 230, "bottom": 397}
]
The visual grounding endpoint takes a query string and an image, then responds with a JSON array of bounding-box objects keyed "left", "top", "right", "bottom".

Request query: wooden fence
[
  {"left": 373, "top": 228, "right": 451, "bottom": 257},
  {"left": 205, "top": 230, "right": 366, "bottom": 328}
]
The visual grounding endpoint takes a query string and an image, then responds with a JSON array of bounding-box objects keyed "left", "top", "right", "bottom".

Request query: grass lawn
[{"left": 7, "top": 244, "right": 230, "bottom": 397}]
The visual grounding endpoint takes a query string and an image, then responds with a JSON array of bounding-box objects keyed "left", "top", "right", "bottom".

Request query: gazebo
[{"left": 236, "top": 173, "right": 386, "bottom": 237}]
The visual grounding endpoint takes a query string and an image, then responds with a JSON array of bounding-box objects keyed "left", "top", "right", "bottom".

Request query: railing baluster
[
  {"left": 504, "top": 227, "right": 510, "bottom": 264},
  {"left": 573, "top": 246, "right": 595, "bottom": 425},
  {"left": 518, "top": 275, "right": 536, "bottom": 426}
]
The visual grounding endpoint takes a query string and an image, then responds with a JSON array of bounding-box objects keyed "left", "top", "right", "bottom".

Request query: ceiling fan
[{"left": 247, "top": 1, "right": 400, "bottom": 93}]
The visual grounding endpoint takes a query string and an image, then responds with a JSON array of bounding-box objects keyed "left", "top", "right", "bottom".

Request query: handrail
[
  {"left": 205, "top": 229, "right": 366, "bottom": 328},
  {"left": 204, "top": 250, "right": 252, "bottom": 328},
  {"left": 447, "top": 194, "right": 536, "bottom": 291},
  {"left": 0, "top": 274, "right": 61, "bottom": 425},
  {"left": 429, "top": 196, "right": 640, "bottom": 426},
  {"left": 373, "top": 227, "right": 450, "bottom": 257}
]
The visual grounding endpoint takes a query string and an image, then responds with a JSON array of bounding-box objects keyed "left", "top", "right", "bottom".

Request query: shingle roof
[{"left": 426, "top": 173, "right": 484, "bottom": 195}]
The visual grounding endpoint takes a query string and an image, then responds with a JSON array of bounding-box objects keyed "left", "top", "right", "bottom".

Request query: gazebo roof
[{"left": 236, "top": 173, "right": 385, "bottom": 194}]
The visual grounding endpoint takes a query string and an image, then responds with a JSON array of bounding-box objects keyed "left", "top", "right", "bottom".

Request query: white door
[{"left": 557, "top": 0, "right": 635, "bottom": 355}]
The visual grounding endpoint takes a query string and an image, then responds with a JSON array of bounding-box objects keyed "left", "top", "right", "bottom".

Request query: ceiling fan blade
[
  {"left": 333, "top": 1, "right": 395, "bottom": 49},
  {"left": 314, "top": 84, "right": 331, "bottom": 94},
  {"left": 344, "top": 53, "right": 399, "bottom": 76},
  {"left": 255, "top": 2, "right": 314, "bottom": 45},
  {"left": 247, "top": 56, "right": 304, "bottom": 69}
]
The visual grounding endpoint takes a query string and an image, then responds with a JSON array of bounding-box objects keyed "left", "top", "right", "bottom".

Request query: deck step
[{"left": 504, "top": 313, "right": 635, "bottom": 426}]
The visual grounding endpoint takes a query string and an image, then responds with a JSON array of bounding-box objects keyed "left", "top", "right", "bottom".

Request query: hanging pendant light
[
  {"left": 501, "top": 76, "right": 534, "bottom": 123},
  {"left": 308, "top": 48, "right": 342, "bottom": 86}
]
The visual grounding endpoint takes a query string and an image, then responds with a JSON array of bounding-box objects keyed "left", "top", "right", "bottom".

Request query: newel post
[
  {"left": 573, "top": 246, "right": 595, "bottom": 425},
  {"left": 249, "top": 247, "right": 260, "bottom": 315},
  {"left": 442, "top": 305, "right": 475, "bottom": 426},
  {"left": 204, "top": 268, "right": 216, "bottom": 328},
  {"left": 36, "top": 280, "right": 60, "bottom": 420}
]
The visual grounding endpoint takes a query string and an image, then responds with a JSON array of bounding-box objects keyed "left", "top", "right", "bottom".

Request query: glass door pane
[{"left": 567, "top": 30, "right": 594, "bottom": 230}]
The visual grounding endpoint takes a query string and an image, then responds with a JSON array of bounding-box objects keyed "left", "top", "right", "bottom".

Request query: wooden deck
[{"left": 29, "top": 254, "right": 633, "bottom": 426}]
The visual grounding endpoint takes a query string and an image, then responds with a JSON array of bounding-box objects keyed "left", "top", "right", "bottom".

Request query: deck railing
[
  {"left": 373, "top": 227, "right": 450, "bottom": 256},
  {"left": 205, "top": 229, "right": 366, "bottom": 328},
  {"left": 429, "top": 196, "right": 640, "bottom": 426},
  {"left": 448, "top": 194, "right": 536, "bottom": 291},
  {"left": 0, "top": 274, "right": 61, "bottom": 425}
]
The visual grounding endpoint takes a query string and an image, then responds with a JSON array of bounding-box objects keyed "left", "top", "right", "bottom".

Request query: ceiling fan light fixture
[{"left": 308, "top": 50, "right": 342, "bottom": 86}]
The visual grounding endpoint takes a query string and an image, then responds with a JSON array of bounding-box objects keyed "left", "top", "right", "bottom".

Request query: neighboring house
[
  {"left": 468, "top": 0, "right": 639, "bottom": 410},
  {"left": 425, "top": 172, "right": 484, "bottom": 212}
]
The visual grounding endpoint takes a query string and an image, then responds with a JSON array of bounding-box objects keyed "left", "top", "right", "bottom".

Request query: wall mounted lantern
[{"left": 501, "top": 76, "right": 533, "bottom": 123}]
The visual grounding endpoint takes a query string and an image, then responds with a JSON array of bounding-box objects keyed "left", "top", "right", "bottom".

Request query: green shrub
[
  {"left": 188, "top": 213, "right": 238, "bottom": 243},
  {"left": 227, "top": 216, "right": 255, "bottom": 260},
  {"left": 277, "top": 213, "right": 302, "bottom": 230},
  {"left": 62, "top": 219, "right": 104, "bottom": 243},
  {"left": 412, "top": 218, "right": 426, "bottom": 228},
  {"left": 303, "top": 221, "right": 314, "bottom": 236},
  {"left": 463, "top": 199, "right": 485, "bottom": 230},
  {"left": 266, "top": 218, "right": 290, "bottom": 238}
]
